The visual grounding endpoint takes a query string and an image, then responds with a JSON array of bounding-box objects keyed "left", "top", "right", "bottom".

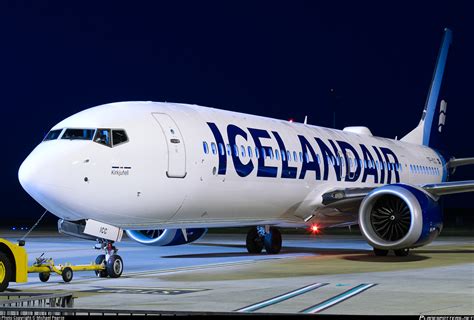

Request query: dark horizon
[{"left": 1, "top": 1, "right": 473, "bottom": 227}]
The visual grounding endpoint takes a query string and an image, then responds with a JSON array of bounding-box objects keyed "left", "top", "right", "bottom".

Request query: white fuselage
[{"left": 18, "top": 102, "right": 445, "bottom": 230}]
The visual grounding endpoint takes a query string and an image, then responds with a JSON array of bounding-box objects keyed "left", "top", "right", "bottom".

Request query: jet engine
[
  {"left": 125, "top": 228, "right": 207, "bottom": 246},
  {"left": 358, "top": 184, "right": 443, "bottom": 250}
]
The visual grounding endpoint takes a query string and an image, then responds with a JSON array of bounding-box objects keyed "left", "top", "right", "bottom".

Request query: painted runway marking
[
  {"left": 236, "top": 283, "right": 328, "bottom": 312},
  {"left": 300, "top": 283, "right": 377, "bottom": 314}
]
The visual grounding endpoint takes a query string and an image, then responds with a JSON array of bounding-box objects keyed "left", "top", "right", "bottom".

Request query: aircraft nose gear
[
  {"left": 246, "top": 226, "right": 282, "bottom": 254},
  {"left": 95, "top": 240, "right": 123, "bottom": 278}
]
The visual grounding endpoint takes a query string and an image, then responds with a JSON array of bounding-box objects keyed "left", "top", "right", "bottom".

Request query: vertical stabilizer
[{"left": 401, "top": 28, "right": 452, "bottom": 146}]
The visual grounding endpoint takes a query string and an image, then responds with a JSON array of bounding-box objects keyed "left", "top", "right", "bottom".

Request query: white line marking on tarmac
[
  {"left": 301, "top": 283, "right": 377, "bottom": 314},
  {"left": 236, "top": 283, "right": 329, "bottom": 312}
]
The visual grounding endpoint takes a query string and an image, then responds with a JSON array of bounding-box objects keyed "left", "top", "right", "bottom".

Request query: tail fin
[{"left": 401, "top": 28, "right": 452, "bottom": 146}]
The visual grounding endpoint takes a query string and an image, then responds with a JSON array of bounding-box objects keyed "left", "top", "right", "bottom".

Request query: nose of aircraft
[
  {"left": 18, "top": 152, "right": 38, "bottom": 191},
  {"left": 18, "top": 143, "right": 85, "bottom": 221}
]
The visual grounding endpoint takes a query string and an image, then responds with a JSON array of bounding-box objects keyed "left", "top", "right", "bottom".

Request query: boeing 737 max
[{"left": 17, "top": 28, "right": 474, "bottom": 278}]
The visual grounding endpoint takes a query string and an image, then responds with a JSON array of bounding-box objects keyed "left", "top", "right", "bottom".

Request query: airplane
[{"left": 18, "top": 28, "right": 474, "bottom": 278}]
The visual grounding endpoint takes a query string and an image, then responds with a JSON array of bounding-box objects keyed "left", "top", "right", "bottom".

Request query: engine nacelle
[
  {"left": 359, "top": 184, "right": 443, "bottom": 250},
  {"left": 125, "top": 228, "right": 207, "bottom": 246}
]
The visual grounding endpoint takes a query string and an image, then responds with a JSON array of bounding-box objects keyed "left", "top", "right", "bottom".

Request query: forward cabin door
[{"left": 152, "top": 113, "right": 187, "bottom": 178}]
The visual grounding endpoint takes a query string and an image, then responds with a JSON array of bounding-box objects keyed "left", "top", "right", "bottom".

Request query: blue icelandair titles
[{"left": 206, "top": 122, "right": 402, "bottom": 183}]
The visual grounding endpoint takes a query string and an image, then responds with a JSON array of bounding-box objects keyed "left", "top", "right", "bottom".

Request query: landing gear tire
[
  {"left": 246, "top": 228, "right": 264, "bottom": 254},
  {"left": 95, "top": 254, "right": 108, "bottom": 278},
  {"left": 106, "top": 255, "right": 123, "bottom": 278},
  {"left": 264, "top": 227, "right": 282, "bottom": 254},
  {"left": 394, "top": 248, "right": 410, "bottom": 257},
  {"left": 62, "top": 267, "right": 73, "bottom": 283},
  {"left": 39, "top": 272, "right": 50, "bottom": 282},
  {"left": 373, "top": 248, "right": 389, "bottom": 256},
  {"left": 0, "top": 253, "right": 12, "bottom": 292}
]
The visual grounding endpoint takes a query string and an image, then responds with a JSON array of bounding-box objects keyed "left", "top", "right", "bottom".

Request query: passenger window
[
  {"left": 233, "top": 145, "right": 239, "bottom": 157},
  {"left": 293, "top": 151, "right": 297, "bottom": 162},
  {"left": 275, "top": 149, "right": 280, "bottom": 161},
  {"left": 299, "top": 152, "right": 303, "bottom": 163},
  {"left": 112, "top": 130, "right": 128, "bottom": 146},
  {"left": 248, "top": 146, "right": 253, "bottom": 158},
  {"left": 226, "top": 144, "right": 232, "bottom": 156},
  {"left": 218, "top": 143, "right": 225, "bottom": 156},
  {"left": 211, "top": 142, "right": 217, "bottom": 155},
  {"left": 241, "top": 145, "right": 246, "bottom": 157},
  {"left": 255, "top": 147, "right": 260, "bottom": 159},
  {"left": 203, "top": 142, "right": 209, "bottom": 154},
  {"left": 305, "top": 152, "right": 309, "bottom": 163},
  {"left": 44, "top": 129, "right": 63, "bottom": 141},
  {"left": 281, "top": 150, "right": 286, "bottom": 161},
  {"left": 316, "top": 154, "right": 320, "bottom": 164},
  {"left": 93, "top": 129, "right": 111, "bottom": 147},
  {"left": 268, "top": 148, "right": 273, "bottom": 159},
  {"left": 287, "top": 151, "right": 291, "bottom": 162}
]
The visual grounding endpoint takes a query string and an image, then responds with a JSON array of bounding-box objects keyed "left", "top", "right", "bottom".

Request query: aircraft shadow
[
  {"left": 343, "top": 254, "right": 429, "bottom": 263},
  {"left": 164, "top": 244, "right": 369, "bottom": 259},
  {"left": 173, "top": 242, "right": 472, "bottom": 260},
  {"left": 194, "top": 242, "right": 367, "bottom": 254}
]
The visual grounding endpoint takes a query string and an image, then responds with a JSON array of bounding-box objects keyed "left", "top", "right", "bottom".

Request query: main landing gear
[
  {"left": 373, "top": 247, "right": 410, "bottom": 257},
  {"left": 94, "top": 240, "right": 123, "bottom": 278},
  {"left": 246, "top": 226, "right": 282, "bottom": 254}
]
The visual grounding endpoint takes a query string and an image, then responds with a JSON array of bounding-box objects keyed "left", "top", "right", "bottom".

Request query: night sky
[{"left": 1, "top": 1, "right": 473, "bottom": 226}]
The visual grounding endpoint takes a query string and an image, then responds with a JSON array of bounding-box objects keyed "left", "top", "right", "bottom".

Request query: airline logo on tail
[{"left": 438, "top": 100, "right": 447, "bottom": 133}]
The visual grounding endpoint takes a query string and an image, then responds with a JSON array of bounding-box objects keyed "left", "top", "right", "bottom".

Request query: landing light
[{"left": 310, "top": 224, "right": 319, "bottom": 234}]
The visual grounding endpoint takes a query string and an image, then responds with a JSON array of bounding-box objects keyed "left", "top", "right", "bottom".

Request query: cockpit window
[
  {"left": 112, "top": 130, "right": 128, "bottom": 146},
  {"left": 94, "top": 128, "right": 112, "bottom": 147},
  {"left": 43, "top": 129, "right": 63, "bottom": 141},
  {"left": 61, "top": 129, "right": 95, "bottom": 140}
]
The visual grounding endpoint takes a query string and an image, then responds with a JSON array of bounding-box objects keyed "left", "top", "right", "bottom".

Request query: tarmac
[{"left": 1, "top": 231, "right": 473, "bottom": 315}]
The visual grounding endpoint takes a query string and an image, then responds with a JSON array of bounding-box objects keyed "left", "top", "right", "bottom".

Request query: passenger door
[{"left": 152, "top": 113, "right": 187, "bottom": 178}]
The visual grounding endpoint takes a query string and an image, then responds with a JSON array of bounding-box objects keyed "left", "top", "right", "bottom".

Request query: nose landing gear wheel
[
  {"left": 62, "top": 267, "right": 73, "bottom": 283},
  {"left": 264, "top": 227, "right": 282, "bottom": 254},
  {"left": 95, "top": 254, "right": 108, "bottom": 278},
  {"left": 0, "top": 253, "right": 12, "bottom": 292},
  {"left": 246, "top": 228, "right": 264, "bottom": 254},
  {"left": 106, "top": 255, "right": 123, "bottom": 278}
]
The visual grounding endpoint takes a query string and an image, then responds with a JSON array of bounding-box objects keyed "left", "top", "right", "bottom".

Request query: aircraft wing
[
  {"left": 421, "top": 180, "right": 474, "bottom": 196},
  {"left": 321, "top": 180, "right": 474, "bottom": 210}
]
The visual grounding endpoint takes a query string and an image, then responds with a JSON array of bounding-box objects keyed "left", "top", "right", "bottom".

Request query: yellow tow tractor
[{"left": 0, "top": 238, "right": 109, "bottom": 291}]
